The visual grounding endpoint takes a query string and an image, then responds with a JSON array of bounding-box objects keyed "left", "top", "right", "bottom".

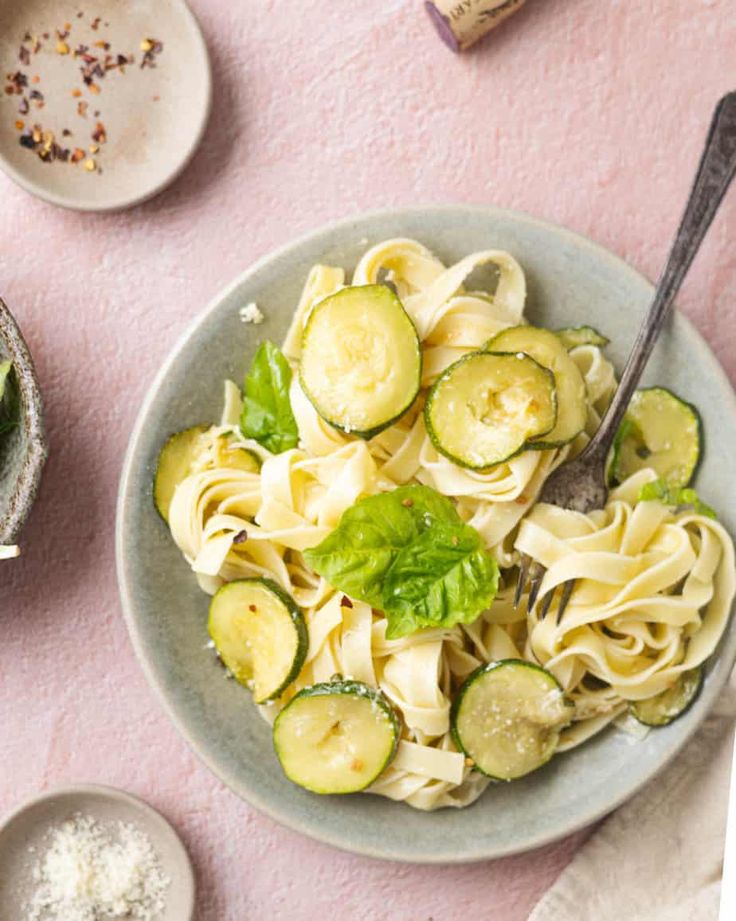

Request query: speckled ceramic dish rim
[
  {"left": 116, "top": 204, "right": 736, "bottom": 863},
  {"left": 0, "top": 299, "right": 47, "bottom": 544}
]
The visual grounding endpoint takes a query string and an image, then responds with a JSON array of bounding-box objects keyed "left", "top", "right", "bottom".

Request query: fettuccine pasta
[{"left": 165, "top": 239, "right": 735, "bottom": 810}]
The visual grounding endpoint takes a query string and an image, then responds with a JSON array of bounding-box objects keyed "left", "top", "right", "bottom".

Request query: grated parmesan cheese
[
  {"left": 26, "top": 813, "right": 170, "bottom": 921},
  {"left": 239, "top": 302, "right": 264, "bottom": 324}
]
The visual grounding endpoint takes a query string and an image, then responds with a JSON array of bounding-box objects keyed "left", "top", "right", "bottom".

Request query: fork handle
[{"left": 583, "top": 91, "right": 736, "bottom": 463}]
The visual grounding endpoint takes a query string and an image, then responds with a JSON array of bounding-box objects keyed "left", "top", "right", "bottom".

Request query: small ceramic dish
[
  {"left": 117, "top": 205, "right": 736, "bottom": 863},
  {"left": 0, "top": 784, "right": 195, "bottom": 920},
  {"left": 0, "top": 298, "right": 46, "bottom": 547},
  {"left": 0, "top": 0, "right": 211, "bottom": 211}
]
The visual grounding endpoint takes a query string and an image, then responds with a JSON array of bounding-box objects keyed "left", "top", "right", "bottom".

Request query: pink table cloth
[{"left": 2, "top": 1, "right": 734, "bottom": 918}]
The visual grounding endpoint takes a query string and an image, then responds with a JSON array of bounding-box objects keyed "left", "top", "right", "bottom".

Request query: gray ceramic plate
[{"left": 116, "top": 205, "right": 736, "bottom": 863}]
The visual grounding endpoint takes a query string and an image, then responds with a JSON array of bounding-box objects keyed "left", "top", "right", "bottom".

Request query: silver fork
[{"left": 515, "top": 91, "right": 736, "bottom": 623}]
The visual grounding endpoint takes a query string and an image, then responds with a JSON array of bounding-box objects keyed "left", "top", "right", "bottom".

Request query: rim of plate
[{"left": 116, "top": 203, "right": 736, "bottom": 863}]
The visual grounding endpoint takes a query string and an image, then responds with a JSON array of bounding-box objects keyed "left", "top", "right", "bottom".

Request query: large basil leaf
[
  {"left": 304, "top": 484, "right": 499, "bottom": 638},
  {"left": 240, "top": 341, "right": 298, "bottom": 454}
]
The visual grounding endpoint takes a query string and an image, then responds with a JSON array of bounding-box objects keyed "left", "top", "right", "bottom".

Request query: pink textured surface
[{"left": 1, "top": 1, "right": 734, "bottom": 918}]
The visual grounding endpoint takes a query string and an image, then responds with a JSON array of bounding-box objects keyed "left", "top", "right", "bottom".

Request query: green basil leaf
[
  {"left": 304, "top": 484, "right": 499, "bottom": 638},
  {"left": 638, "top": 479, "right": 716, "bottom": 519},
  {"left": 240, "top": 341, "right": 298, "bottom": 454},
  {"left": 302, "top": 492, "right": 417, "bottom": 608},
  {"left": 383, "top": 522, "right": 499, "bottom": 638}
]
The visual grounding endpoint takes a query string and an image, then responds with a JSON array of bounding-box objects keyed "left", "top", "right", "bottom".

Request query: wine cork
[{"left": 425, "top": 0, "right": 528, "bottom": 52}]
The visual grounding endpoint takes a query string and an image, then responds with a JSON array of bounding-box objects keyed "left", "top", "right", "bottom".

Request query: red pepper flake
[
  {"left": 248, "top": 604, "right": 257, "bottom": 612},
  {"left": 340, "top": 595, "right": 354, "bottom": 608},
  {"left": 62, "top": 128, "right": 72, "bottom": 137},
  {"left": 72, "top": 88, "right": 82, "bottom": 98},
  {"left": 94, "top": 40, "right": 110, "bottom": 50},
  {"left": 4, "top": 71, "right": 28, "bottom": 95},
  {"left": 401, "top": 498, "right": 414, "bottom": 508},
  {"left": 90, "top": 16, "right": 101, "bottom": 30},
  {"left": 18, "top": 45, "right": 31, "bottom": 66},
  {"left": 232, "top": 529, "right": 248, "bottom": 545},
  {"left": 92, "top": 121, "right": 107, "bottom": 143},
  {"left": 88, "top": 82, "right": 100, "bottom": 94},
  {"left": 18, "top": 123, "right": 74, "bottom": 164},
  {"left": 14, "top": 119, "right": 24, "bottom": 131},
  {"left": 71, "top": 147, "right": 85, "bottom": 162},
  {"left": 140, "top": 37, "right": 164, "bottom": 69},
  {"left": 31, "top": 75, "right": 40, "bottom": 84}
]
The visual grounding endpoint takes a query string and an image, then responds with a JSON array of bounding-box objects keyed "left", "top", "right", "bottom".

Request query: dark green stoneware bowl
[{"left": 0, "top": 298, "right": 46, "bottom": 547}]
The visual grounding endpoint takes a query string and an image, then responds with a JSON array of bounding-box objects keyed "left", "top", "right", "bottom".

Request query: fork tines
[{"left": 514, "top": 553, "right": 576, "bottom": 624}]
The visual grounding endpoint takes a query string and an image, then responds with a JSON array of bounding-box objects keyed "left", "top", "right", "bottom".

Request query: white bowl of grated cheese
[{"left": 0, "top": 784, "right": 194, "bottom": 921}]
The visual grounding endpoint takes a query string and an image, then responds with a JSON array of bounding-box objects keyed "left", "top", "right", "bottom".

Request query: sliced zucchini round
[
  {"left": 451, "top": 659, "right": 573, "bottom": 781},
  {"left": 154, "top": 427, "right": 259, "bottom": 523},
  {"left": 630, "top": 667, "right": 703, "bottom": 727},
  {"left": 154, "top": 425, "right": 208, "bottom": 523},
  {"left": 556, "top": 326, "right": 609, "bottom": 350},
  {"left": 425, "top": 351, "right": 557, "bottom": 469},
  {"left": 273, "top": 679, "right": 400, "bottom": 794},
  {"left": 299, "top": 284, "right": 421, "bottom": 438},
  {"left": 485, "top": 326, "right": 587, "bottom": 448},
  {"left": 610, "top": 387, "right": 702, "bottom": 487},
  {"left": 208, "top": 578, "right": 308, "bottom": 704}
]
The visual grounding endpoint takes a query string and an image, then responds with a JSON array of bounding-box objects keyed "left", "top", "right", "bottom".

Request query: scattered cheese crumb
[
  {"left": 0, "top": 544, "right": 20, "bottom": 560},
  {"left": 26, "top": 813, "right": 170, "bottom": 921},
  {"left": 239, "top": 302, "right": 264, "bottom": 325}
]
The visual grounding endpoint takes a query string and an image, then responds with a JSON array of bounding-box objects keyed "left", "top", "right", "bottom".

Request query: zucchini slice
[
  {"left": 425, "top": 352, "right": 557, "bottom": 469},
  {"left": 154, "top": 425, "right": 208, "bottom": 523},
  {"left": 610, "top": 387, "right": 702, "bottom": 487},
  {"left": 299, "top": 284, "right": 421, "bottom": 438},
  {"left": 630, "top": 667, "right": 703, "bottom": 727},
  {"left": 556, "top": 326, "right": 609, "bottom": 350},
  {"left": 485, "top": 326, "right": 587, "bottom": 448},
  {"left": 451, "top": 659, "right": 573, "bottom": 781},
  {"left": 273, "top": 680, "right": 400, "bottom": 794},
  {"left": 154, "top": 427, "right": 259, "bottom": 522},
  {"left": 208, "top": 578, "right": 308, "bottom": 704}
]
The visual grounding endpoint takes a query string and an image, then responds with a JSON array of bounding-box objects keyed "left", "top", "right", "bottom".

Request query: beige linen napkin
[{"left": 528, "top": 675, "right": 736, "bottom": 921}]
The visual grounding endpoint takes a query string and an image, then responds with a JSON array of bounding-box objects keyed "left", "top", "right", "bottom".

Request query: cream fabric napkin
[{"left": 528, "top": 675, "right": 736, "bottom": 921}]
